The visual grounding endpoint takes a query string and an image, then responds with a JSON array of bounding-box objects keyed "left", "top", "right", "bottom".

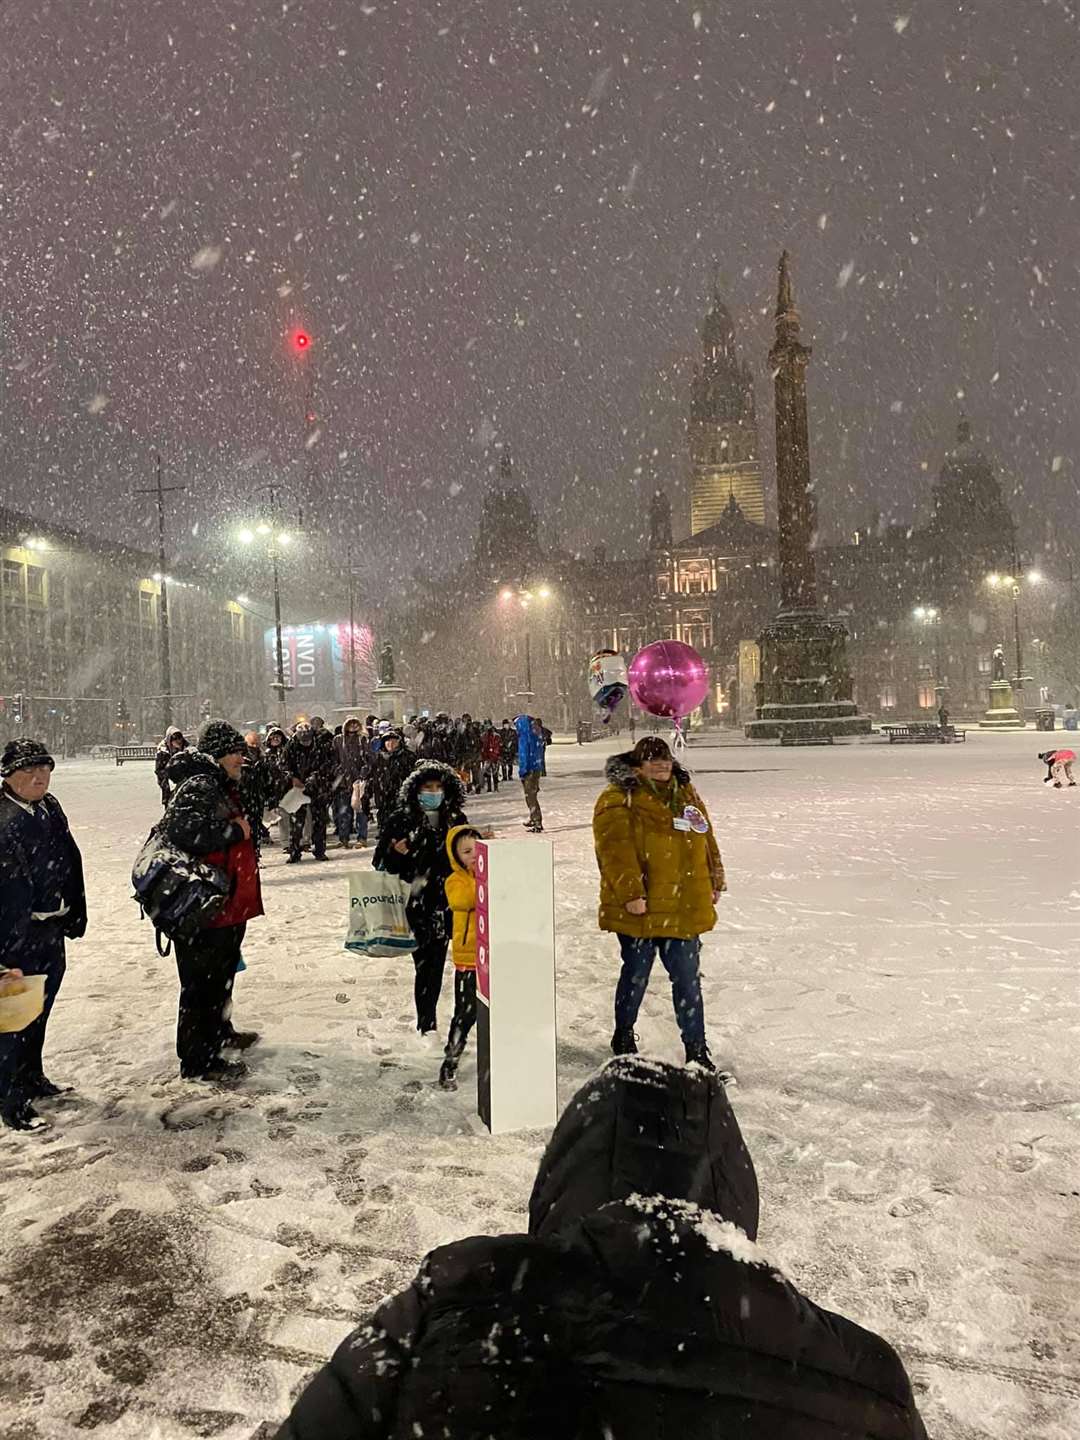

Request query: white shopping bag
[
  {"left": 345, "top": 872, "right": 416, "bottom": 957},
  {"left": 0, "top": 973, "right": 45, "bottom": 1033},
  {"left": 351, "top": 779, "right": 366, "bottom": 811},
  {"left": 279, "top": 786, "right": 310, "bottom": 815}
]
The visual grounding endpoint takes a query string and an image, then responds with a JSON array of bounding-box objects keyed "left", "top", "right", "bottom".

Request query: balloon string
[{"left": 672, "top": 717, "right": 686, "bottom": 752}]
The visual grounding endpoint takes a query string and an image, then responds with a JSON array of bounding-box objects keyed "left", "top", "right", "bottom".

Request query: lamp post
[
  {"left": 912, "top": 605, "right": 945, "bottom": 709},
  {"left": 498, "top": 582, "right": 552, "bottom": 700},
  {"left": 987, "top": 564, "right": 1042, "bottom": 719},
  {"left": 134, "top": 452, "right": 186, "bottom": 730},
  {"left": 238, "top": 496, "right": 294, "bottom": 726}
]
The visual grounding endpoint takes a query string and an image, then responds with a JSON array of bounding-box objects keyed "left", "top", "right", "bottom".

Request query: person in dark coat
[
  {"left": 284, "top": 722, "right": 335, "bottom": 862},
  {"left": 276, "top": 1056, "right": 928, "bottom": 1440},
  {"left": 240, "top": 730, "right": 275, "bottom": 854},
  {"left": 332, "top": 716, "right": 371, "bottom": 847},
  {"left": 372, "top": 760, "right": 467, "bottom": 1033},
  {"left": 154, "top": 725, "right": 188, "bottom": 806},
  {"left": 365, "top": 732, "right": 415, "bottom": 832},
  {"left": 0, "top": 739, "right": 86, "bottom": 1131},
  {"left": 498, "top": 718, "right": 516, "bottom": 781},
  {"left": 163, "top": 721, "right": 264, "bottom": 1080}
]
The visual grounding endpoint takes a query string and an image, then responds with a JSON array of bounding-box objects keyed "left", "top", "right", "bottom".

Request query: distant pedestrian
[
  {"left": 163, "top": 721, "right": 263, "bottom": 1080},
  {"left": 439, "top": 824, "right": 483, "bottom": 1090},
  {"left": 284, "top": 723, "right": 334, "bottom": 862},
  {"left": 480, "top": 723, "right": 502, "bottom": 792},
  {"left": 516, "top": 713, "right": 544, "bottom": 833},
  {"left": 1038, "top": 748, "right": 1076, "bottom": 788},
  {"left": 332, "top": 717, "right": 371, "bottom": 848},
  {"left": 499, "top": 718, "right": 516, "bottom": 781},
  {"left": 373, "top": 761, "right": 468, "bottom": 1034},
  {"left": 154, "top": 725, "right": 188, "bottom": 806},
  {"left": 593, "top": 736, "right": 725, "bottom": 1069},
  {"left": 365, "top": 731, "right": 414, "bottom": 833},
  {"left": 0, "top": 739, "right": 87, "bottom": 1131}
]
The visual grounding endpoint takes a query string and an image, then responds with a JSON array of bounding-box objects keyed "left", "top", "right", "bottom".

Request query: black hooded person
[
  {"left": 0, "top": 739, "right": 86, "bottom": 1131},
  {"left": 372, "top": 759, "right": 467, "bottom": 1033},
  {"left": 284, "top": 721, "right": 335, "bottom": 862},
  {"left": 275, "top": 1056, "right": 927, "bottom": 1440}
]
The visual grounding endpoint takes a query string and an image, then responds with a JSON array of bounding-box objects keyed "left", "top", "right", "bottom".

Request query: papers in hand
[{"left": 279, "top": 786, "right": 310, "bottom": 815}]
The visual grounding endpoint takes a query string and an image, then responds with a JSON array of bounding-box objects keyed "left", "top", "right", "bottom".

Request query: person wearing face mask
[
  {"left": 373, "top": 760, "right": 468, "bottom": 1034},
  {"left": 0, "top": 739, "right": 87, "bottom": 1131},
  {"left": 593, "top": 736, "right": 725, "bottom": 1071}
]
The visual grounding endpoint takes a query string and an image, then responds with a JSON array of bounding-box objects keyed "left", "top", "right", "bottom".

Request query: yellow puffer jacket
[
  {"left": 444, "top": 824, "right": 480, "bottom": 970},
  {"left": 593, "top": 752, "right": 725, "bottom": 940}
]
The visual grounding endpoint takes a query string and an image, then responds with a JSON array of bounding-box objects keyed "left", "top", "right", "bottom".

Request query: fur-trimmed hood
[
  {"left": 604, "top": 750, "right": 691, "bottom": 792},
  {"left": 397, "top": 758, "right": 466, "bottom": 814}
]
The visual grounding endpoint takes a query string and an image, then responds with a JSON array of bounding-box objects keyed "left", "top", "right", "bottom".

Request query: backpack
[{"left": 131, "top": 825, "right": 231, "bottom": 953}]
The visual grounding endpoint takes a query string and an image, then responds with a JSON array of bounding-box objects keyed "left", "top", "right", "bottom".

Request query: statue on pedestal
[
  {"left": 991, "top": 645, "right": 1006, "bottom": 683},
  {"left": 378, "top": 641, "right": 395, "bottom": 687}
]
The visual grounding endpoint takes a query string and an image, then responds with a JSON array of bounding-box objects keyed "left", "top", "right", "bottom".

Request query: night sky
[{"left": 2, "top": 0, "right": 1077, "bottom": 597}]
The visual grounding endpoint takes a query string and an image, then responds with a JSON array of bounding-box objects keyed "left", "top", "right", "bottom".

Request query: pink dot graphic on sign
[
  {"left": 478, "top": 884, "right": 485, "bottom": 905},
  {"left": 478, "top": 914, "right": 486, "bottom": 936}
]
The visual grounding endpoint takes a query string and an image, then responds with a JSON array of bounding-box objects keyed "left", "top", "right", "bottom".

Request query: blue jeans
[
  {"left": 614, "top": 934, "right": 705, "bottom": 1047},
  {"left": 333, "top": 790, "right": 369, "bottom": 844}
]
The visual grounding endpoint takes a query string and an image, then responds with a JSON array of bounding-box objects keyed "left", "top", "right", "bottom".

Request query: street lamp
[
  {"left": 913, "top": 604, "right": 945, "bottom": 709},
  {"left": 237, "top": 515, "right": 295, "bottom": 725},
  {"left": 986, "top": 564, "right": 1040, "bottom": 714},
  {"left": 498, "top": 581, "right": 553, "bottom": 697}
]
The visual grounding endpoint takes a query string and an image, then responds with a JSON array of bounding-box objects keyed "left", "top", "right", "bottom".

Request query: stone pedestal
[
  {"left": 372, "top": 683, "right": 406, "bottom": 724},
  {"left": 979, "top": 680, "right": 1025, "bottom": 730},
  {"left": 745, "top": 610, "right": 872, "bottom": 740}
]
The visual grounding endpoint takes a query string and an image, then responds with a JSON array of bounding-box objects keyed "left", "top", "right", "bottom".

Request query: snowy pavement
[{"left": 2, "top": 732, "right": 1078, "bottom": 1439}]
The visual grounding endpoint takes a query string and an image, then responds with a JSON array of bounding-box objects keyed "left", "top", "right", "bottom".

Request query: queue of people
[{"left": 0, "top": 721, "right": 933, "bottom": 1438}]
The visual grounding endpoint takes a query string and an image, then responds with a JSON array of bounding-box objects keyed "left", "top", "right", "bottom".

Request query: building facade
[{"left": 0, "top": 507, "right": 268, "bottom": 750}]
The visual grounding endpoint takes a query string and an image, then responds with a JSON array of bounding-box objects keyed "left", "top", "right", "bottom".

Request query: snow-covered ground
[{"left": 2, "top": 731, "right": 1078, "bottom": 1439}]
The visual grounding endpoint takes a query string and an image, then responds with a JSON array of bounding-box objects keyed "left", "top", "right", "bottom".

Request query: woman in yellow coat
[{"left": 593, "top": 736, "right": 725, "bottom": 1069}]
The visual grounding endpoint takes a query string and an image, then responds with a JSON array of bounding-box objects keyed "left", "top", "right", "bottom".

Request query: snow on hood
[
  {"left": 396, "top": 758, "right": 466, "bottom": 814},
  {"left": 605, "top": 750, "right": 691, "bottom": 791},
  {"left": 164, "top": 748, "right": 225, "bottom": 784},
  {"left": 527, "top": 1055, "right": 759, "bottom": 1242},
  {"left": 157, "top": 725, "right": 187, "bottom": 752}
]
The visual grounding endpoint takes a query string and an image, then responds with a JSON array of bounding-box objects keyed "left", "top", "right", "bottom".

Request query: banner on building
[{"left": 264, "top": 622, "right": 375, "bottom": 706}]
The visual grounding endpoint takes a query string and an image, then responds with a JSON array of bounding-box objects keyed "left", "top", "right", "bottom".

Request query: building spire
[
  {"left": 500, "top": 443, "right": 513, "bottom": 483},
  {"left": 767, "top": 250, "right": 816, "bottom": 612}
]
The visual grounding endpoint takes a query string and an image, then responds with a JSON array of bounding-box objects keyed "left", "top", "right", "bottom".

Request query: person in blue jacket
[
  {"left": 516, "top": 713, "right": 544, "bottom": 833},
  {"left": 0, "top": 739, "right": 86, "bottom": 1131}
]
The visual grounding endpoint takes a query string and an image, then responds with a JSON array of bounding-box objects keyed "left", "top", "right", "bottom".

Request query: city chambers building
[{"left": 393, "top": 287, "right": 1029, "bottom": 728}]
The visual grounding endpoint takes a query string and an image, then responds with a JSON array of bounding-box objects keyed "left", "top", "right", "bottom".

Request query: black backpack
[{"left": 131, "top": 825, "right": 231, "bottom": 953}]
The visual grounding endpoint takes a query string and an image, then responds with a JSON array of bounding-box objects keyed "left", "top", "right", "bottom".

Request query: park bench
[
  {"left": 881, "top": 723, "right": 965, "bottom": 744},
  {"left": 114, "top": 744, "right": 157, "bottom": 765}
]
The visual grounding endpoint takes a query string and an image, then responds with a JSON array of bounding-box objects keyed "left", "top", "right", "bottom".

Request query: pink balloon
[{"left": 628, "top": 641, "right": 710, "bottom": 719}]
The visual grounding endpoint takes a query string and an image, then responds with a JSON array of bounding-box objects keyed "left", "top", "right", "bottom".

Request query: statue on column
[{"left": 378, "top": 641, "right": 395, "bottom": 687}]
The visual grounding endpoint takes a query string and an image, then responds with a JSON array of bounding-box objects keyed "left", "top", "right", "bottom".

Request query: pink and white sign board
[{"left": 475, "top": 839, "right": 557, "bottom": 1134}]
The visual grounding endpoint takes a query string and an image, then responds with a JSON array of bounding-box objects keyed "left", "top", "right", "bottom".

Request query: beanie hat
[
  {"left": 1, "top": 738, "right": 56, "bottom": 778},
  {"left": 197, "top": 719, "right": 248, "bottom": 760}
]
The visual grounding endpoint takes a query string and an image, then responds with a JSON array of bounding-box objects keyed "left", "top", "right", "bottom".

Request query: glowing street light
[{"left": 238, "top": 528, "right": 255, "bottom": 545}]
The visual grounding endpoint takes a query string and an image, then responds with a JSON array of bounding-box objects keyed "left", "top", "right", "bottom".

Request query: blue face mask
[{"left": 418, "top": 789, "right": 444, "bottom": 811}]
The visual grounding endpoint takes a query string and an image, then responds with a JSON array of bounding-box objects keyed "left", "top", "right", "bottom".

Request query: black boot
[
  {"left": 611, "top": 1027, "right": 638, "bottom": 1056},
  {"left": 29, "top": 1075, "right": 73, "bottom": 1099},
  {"left": 439, "top": 1055, "right": 459, "bottom": 1090},
  {"left": 1, "top": 1098, "right": 47, "bottom": 1131},
  {"left": 684, "top": 1041, "right": 716, "bottom": 1072}
]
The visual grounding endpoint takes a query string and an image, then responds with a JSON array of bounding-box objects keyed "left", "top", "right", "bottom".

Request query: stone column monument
[
  {"left": 745, "top": 253, "right": 871, "bottom": 742},
  {"left": 979, "top": 644, "right": 1024, "bottom": 729}
]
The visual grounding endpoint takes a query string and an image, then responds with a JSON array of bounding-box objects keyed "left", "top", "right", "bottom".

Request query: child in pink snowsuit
[{"left": 1038, "top": 749, "right": 1076, "bottom": 787}]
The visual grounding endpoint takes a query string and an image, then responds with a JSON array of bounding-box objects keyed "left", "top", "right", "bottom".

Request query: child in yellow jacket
[{"left": 440, "top": 825, "right": 482, "bottom": 1090}]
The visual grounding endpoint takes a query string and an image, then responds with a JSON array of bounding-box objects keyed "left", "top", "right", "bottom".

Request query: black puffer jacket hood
[
  {"left": 605, "top": 750, "right": 691, "bottom": 792},
  {"left": 528, "top": 1055, "right": 759, "bottom": 1242},
  {"left": 396, "top": 758, "right": 465, "bottom": 814},
  {"left": 164, "top": 748, "right": 224, "bottom": 785}
]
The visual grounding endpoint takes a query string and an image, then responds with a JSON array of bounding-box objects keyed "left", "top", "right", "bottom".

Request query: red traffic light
[{"left": 292, "top": 329, "right": 311, "bottom": 353}]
